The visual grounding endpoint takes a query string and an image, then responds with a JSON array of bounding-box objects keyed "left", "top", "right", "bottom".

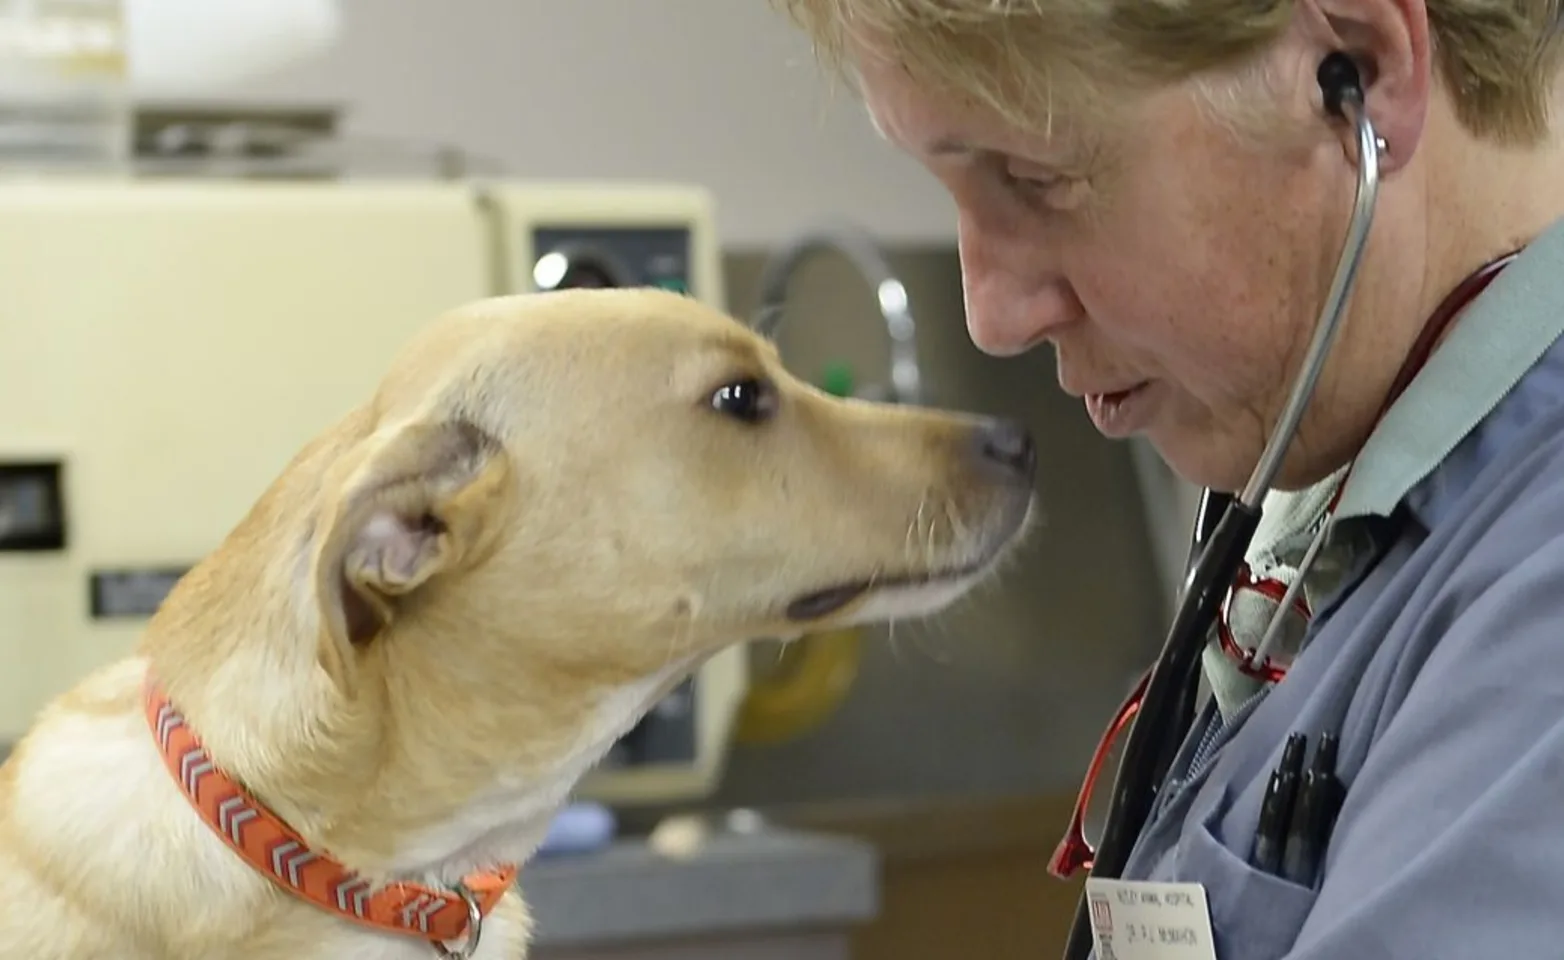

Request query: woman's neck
[{"left": 1421, "top": 107, "right": 1564, "bottom": 330}]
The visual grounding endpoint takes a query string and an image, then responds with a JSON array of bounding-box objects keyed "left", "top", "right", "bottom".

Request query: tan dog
[{"left": 0, "top": 287, "right": 1035, "bottom": 959}]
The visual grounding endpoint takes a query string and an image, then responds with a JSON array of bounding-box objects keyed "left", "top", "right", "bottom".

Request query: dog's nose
[{"left": 975, "top": 417, "right": 1037, "bottom": 484}]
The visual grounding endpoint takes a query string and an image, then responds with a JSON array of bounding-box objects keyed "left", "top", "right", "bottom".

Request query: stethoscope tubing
[
  {"left": 1241, "top": 109, "right": 1383, "bottom": 507},
  {"left": 1059, "top": 83, "right": 1384, "bottom": 960}
]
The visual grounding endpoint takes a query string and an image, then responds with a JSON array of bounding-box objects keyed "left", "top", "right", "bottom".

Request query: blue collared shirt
[{"left": 1111, "top": 215, "right": 1564, "bottom": 959}]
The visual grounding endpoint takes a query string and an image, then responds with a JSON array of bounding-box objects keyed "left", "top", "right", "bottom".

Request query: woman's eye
[
  {"left": 996, "top": 155, "right": 1092, "bottom": 209},
  {"left": 1004, "top": 168, "right": 1060, "bottom": 191},
  {"left": 709, "top": 378, "right": 779, "bottom": 424}
]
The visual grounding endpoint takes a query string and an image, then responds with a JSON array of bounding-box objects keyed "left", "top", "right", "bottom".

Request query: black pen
[
  {"left": 1281, "top": 732, "right": 1343, "bottom": 887},
  {"left": 1253, "top": 732, "right": 1307, "bottom": 874}
]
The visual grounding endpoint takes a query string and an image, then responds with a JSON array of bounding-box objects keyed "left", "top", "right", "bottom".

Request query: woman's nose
[{"left": 958, "top": 216, "right": 1081, "bottom": 357}]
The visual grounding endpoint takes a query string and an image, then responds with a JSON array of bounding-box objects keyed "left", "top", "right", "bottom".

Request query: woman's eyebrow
[{"left": 923, "top": 135, "right": 976, "bottom": 157}]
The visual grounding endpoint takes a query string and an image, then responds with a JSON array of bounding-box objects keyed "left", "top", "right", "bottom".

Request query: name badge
[{"left": 1084, "top": 879, "right": 1217, "bottom": 960}]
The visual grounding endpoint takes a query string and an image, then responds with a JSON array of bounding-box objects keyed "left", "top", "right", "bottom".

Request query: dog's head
[
  {"left": 313, "top": 288, "right": 1035, "bottom": 684},
  {"left": 160, "top": 287, "right": 1035, "bottom": 872}
]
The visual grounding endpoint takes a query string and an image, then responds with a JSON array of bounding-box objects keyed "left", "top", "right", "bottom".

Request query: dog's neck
[
  {"left": 142, "top": 644, "right": 661, "bottom": 886},
  {"left": 141, "top": 612, "right": 703, "bottom": 891},
  {"left": 374, "top": 649, "right": 705, "bottom": 881},
  {"left": 141, "top": 672, "right": 519, "bottom": 948}
]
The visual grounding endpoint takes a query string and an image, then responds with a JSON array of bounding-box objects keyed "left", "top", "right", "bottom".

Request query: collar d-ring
[{"left": 430, "top": 883, "right": 485, "bottom": 959}]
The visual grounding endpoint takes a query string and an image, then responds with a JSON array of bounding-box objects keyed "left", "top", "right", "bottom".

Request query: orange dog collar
[{"left": 142, "top": 674, "right": 517, "bottom": 953}]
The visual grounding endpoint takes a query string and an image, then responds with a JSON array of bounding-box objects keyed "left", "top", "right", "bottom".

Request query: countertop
[{"left": 524, "top": 827, "right": 879, "bottom": 949}]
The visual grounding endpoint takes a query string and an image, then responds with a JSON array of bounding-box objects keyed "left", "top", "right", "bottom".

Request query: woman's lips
[{"left": 1084, "top": 382, "right": 1153, "bottom": 437}]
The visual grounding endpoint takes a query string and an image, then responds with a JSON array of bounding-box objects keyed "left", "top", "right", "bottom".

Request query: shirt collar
[{"left": 1335, "top": 216, "right": 1564, "bottom": 520}]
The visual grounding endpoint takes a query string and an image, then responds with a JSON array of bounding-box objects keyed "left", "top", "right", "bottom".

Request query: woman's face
[{"left": 850, "top": 44, "right": 1409, "bottom": 492}]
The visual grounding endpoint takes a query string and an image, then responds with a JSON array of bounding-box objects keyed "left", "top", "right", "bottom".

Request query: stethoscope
[{"left": 1051, "top": 50, "right": 1523, "bottom": 960}]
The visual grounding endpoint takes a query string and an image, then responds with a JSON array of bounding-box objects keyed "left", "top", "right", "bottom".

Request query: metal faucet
[{"left": 749, "top": 221, "right": 924, "bottom": 406}]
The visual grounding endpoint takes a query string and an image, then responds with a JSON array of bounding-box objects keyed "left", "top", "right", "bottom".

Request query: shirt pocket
[{"left": 1170, "top": 793, "right": 1320, "bottom": 960}]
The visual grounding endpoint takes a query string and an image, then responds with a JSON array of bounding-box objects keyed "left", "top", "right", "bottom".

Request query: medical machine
[{"left": 0, "top": 172, "right": 747, "bottom": 806}]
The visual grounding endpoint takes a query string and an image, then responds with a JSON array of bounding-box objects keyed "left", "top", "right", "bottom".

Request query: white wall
[{"left": 218, "top": 0, "right": 958, "bottom": 249}]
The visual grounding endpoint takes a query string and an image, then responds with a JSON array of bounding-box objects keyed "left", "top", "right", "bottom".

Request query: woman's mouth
[{"left": 1085, "top": 382, "right": 1153, "bottom": 438}]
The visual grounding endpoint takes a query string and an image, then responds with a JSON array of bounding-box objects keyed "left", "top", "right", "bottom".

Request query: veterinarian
[{"left": 771, "top": 2, "right": 1564, "bottom": 958}]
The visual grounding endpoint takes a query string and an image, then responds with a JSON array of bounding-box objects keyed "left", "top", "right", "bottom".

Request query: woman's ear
[
  {"left": 310, "top": 417, "right": 514, "bottom": 695},
  {"left": 1300, "top": 0, "right": 1432, "bottom": 174}
]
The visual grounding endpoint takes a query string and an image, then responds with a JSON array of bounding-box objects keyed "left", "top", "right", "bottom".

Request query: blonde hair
[{"left": 773, "top": 0, "right": 1564, "bottom": 145}]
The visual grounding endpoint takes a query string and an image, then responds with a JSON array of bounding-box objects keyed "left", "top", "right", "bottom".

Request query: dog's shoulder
[{"left": 2, "top": 657, "right": 281, "bottom": 955}]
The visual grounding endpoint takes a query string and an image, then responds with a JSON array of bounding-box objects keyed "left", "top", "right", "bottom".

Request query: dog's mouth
[
  {"left": 784, "top": 563, "right": 985, "bottom": 622},
  {"left": 785, "top": 493, "right": 1035, "bottom": 624}
]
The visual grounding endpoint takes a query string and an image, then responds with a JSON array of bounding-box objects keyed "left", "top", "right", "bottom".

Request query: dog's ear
[{"left": 312, "top": 417, "right": 513, "bottom": 694}]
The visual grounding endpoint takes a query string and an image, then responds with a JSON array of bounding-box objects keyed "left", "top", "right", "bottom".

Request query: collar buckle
[{"left": 430, "top": 882, "right": 485, "bottom": 959}]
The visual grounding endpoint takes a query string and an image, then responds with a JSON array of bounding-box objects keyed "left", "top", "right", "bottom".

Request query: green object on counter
[{"left": 820, "top": 361, "right": 856, "bottom": 398}]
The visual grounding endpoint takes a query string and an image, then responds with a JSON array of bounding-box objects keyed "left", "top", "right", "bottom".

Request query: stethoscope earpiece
[
  {"left": 1317, "top": 51, "right": 1366, "bottom": 119},
  {"left": 1317, "top": 52, "right": 1388, "bottom": 164}
]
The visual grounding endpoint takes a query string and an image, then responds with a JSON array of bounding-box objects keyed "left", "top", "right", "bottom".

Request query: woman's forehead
[
  {"left": 853, "top": 56, "right": 984, "bottom": 138},
  {"left": 855, "top": 55, "right": 1111, "bottom": 164}
]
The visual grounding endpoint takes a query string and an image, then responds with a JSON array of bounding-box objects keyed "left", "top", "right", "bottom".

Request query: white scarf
[{"left": 1199, "top": 465, "right": 1355, "bottom": 719}]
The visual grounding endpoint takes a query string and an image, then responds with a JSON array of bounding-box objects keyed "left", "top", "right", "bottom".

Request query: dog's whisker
[
  {"left": 945, "top": 499, "right": 969, "bottom": 552},
  {"left": 906, "top": 490, "right": 929, "bottom": 570},
  {"left": 905, "top": 489, "right": 931, "bottom": 562},
  {"left": 920, "top": 497, "right": 943, "bottom": 571},
  {"left": 886, "top": 621, "right": 909, "bottom": 665}
]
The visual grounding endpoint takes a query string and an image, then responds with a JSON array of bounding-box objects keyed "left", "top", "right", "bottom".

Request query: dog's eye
[{"left": 710, "top": 378, "right": 778, "bottom": 424}]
